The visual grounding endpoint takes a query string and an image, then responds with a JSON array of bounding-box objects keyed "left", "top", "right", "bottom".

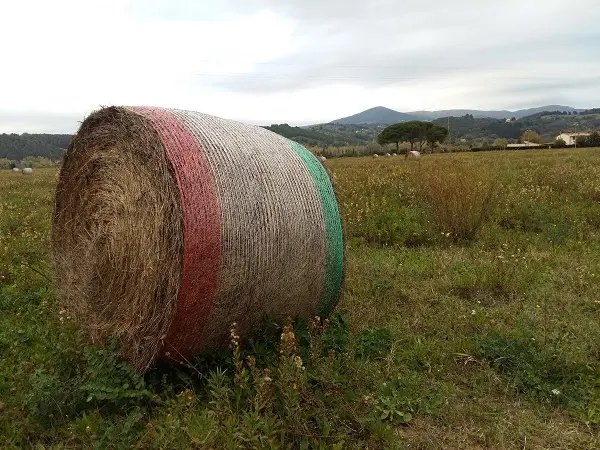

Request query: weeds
[
  {"left": 3, "top": 150, "right": 600, "bottom": 448},
  {"left": 414, "top": 160, "right": 501, "bottom": 242}
]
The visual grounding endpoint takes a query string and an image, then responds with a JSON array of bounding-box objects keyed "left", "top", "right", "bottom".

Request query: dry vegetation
[{"left": 2, "top": 148, "right": 600, "bottom": 448}]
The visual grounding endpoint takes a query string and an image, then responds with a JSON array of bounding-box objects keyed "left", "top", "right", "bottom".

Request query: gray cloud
[
  {"left": 3, "top": 0, "right": 599, "bottom": 134},
  {"left": 199, "top": 0, "right": 600, "bottom": 107}
]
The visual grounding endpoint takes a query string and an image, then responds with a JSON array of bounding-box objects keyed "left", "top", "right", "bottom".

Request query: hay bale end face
[{"left": 52, "top": 106, "right": 345, "bottom": 372}]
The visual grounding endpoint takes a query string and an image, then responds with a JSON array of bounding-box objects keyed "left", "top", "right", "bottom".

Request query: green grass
[{"left": 2, "top": 149, "right": 600, "bottom": 448}]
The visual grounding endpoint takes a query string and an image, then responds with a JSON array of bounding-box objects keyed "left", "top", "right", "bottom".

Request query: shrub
[
  {"left": 21, "top": 156, "right": 54, "bottom": 168},
  {"left": 414, "top": 161, "right": 501, "bottom": 242},
  {"left": 576, "top": 136, "right": 589, "bottom": 148},
  {"left": 554, "top": 138, "right": 567, "bottom": 148}
]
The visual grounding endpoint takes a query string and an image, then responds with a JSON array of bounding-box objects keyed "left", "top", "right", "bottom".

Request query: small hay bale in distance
[
  {"left": 22, "top": 168, "right": 33, "bottom": 174},
  {"left": 12, "top": 167, "right": 20, "bottom": 172},
  {"left": 52, "top": 106, "right": 345, "bottom": 372}
]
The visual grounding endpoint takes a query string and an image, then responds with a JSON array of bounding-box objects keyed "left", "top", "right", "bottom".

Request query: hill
[
  {"left": 263, "top": 123, "right": 381, "bottom": 147},
  {"left": 0, "top": 133, "right": 71, "bottom": 161},
  {"left": 335, "top": 105, "right": 582, "bottom": 123},
  {"left": 409, "top": 105, "right": 581, "bottom": 120},
  {"left": 432, "top": 111, "right": 600, "bottom": 142},
  {"left": 3, "top": 107, "right": 599, "bottom": 158},
  {"left": 333, "top": 107, "right": 418, "bottom": 125},
  {"left": 519, "top": 111, "right": 600, "bottom": 141}
]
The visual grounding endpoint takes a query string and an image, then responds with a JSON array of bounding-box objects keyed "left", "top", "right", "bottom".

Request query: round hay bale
[
  {"left": 319, "top": 156, "right": 327, "bottom": 162},
  {"left": 22, "top": 168, "right": 33, "bottom": 174},
  {"left": 52, "top": 106, "right": 345, "bottom": 372},
  {"left": 372, "top": 154, "right": 379, "bottom": 158},
  {"left": 12, "top": 167, "right": 20, "bottom": 172}
]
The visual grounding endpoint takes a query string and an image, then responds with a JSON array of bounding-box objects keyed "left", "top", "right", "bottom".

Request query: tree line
[
  {"left": 0, "top": 133, "right": 71, "bottom": 161},
  {"left": 377, "top": 121, "right": 449, "bottom": 153}
]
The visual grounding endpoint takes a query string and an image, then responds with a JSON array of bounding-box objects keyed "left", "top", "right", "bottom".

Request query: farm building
[
  {"left": 556, "top": 132, "right": 591, "bottom": 146},
  {"left": 507, "top": 141, "right": 541, "bottom": 148}
]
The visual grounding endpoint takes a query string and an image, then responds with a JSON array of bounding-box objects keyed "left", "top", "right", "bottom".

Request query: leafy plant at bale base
[
  {"left": 356, "top": 327, "right": 393, "bottom": 359},
  {"left": 319, "top": 310, "right": 350, "bottom": 354},
  {"left": 82, "top": 342, "right": 151, "bottom": 406}
]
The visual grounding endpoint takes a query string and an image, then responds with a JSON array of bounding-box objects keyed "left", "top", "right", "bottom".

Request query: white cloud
[{"left": 0, "top": 0, "right": 598, "bottom": 132}]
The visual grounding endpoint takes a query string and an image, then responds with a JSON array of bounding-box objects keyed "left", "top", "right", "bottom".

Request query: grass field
[{"left": 2, "top": 148, "right": 600, "bottom": 449}]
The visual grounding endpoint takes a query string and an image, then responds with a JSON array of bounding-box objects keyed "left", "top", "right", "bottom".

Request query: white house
[{"left": 556, "top": 132, "right": 591, "bottom": 146}]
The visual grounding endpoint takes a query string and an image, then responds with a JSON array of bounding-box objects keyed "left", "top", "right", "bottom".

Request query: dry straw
[{"left": 52, "top": 106, "right": 345, "bottom": 372}]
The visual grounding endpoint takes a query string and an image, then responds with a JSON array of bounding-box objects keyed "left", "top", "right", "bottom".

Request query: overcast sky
[{"left": 1, "top": 0, "right": 599, "bottom": 133}]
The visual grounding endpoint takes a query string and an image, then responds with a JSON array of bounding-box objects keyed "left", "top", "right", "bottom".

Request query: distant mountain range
[
  {"left": 265, "top": 107, "right": 600, "bottom": 147},
  {"left": 3, "top": 106, "right": 598, "bottom": 160},
  {"left": 333, "top": 105, "right": 584, "bottom": 125}
]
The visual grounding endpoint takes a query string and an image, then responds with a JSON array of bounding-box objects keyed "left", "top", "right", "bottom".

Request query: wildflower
[
  {"left": 552, "top": 389, "right": 560, "bottom": 395},
  {"left": 536, "top": 304, "right": 540, "bottom": 308},
  {"left": 471, "top": 310, "right": 476, "bottom": 315}
]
